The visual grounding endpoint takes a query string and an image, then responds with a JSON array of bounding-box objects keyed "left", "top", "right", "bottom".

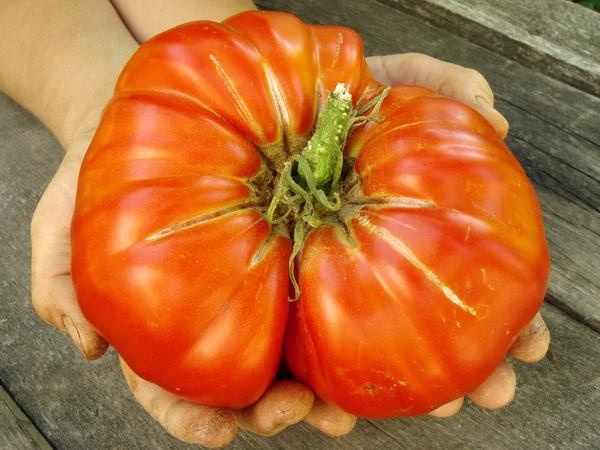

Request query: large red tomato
[{"left": 71, "top": 11, "right": 550, "bottom": 416}]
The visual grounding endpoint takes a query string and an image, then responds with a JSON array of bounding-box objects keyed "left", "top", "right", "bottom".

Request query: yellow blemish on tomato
[{"left": 332, "top": 33, "right": 343, "bottom": 67}]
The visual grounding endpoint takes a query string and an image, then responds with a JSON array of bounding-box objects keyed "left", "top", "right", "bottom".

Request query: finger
[
  {"left": 428, "top": 397, "right": 464, "bottom": 418},
  {"left": 41, "top": 275, "right": 108, "bottom": 360},
  {"left": 508, "top": 313, "right": 550, "bottom": 362},
  {"left": 366, "top": 53, "right": 509, "bottom": 138},
  {"left": 303, "top": 397, "right": 357, "bottom": 437},
  {"left": 236, "top": 380, "right": 314, "bottom": 436},
  {"left": 31, "top": 147, "right": 108, "bottom": 360},
  {"left": 468, "top": 359, "right": 516, "bottom": 409},
  {"left": 120, "top": 358, "right": 238, "bottom": 448}
]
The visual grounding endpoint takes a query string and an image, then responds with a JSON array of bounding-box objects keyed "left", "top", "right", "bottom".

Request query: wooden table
[{"left": 1, "top": 1, "right": 599, "bottom": 448}]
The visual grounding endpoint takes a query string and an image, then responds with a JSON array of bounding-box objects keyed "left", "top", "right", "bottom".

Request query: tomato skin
[
  {"left": 285, "top": 87, "right": 550, "bottom": 418},
  {"left": 71, "top": 11, "right": 550, "bottom": 415},
  {"left": 71, "top": 50, "right": 294, "bottom": 407}
]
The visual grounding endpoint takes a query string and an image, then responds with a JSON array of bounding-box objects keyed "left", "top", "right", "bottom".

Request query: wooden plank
[
  {"left": 534, "top": 182, "right": 600, "bottom": 330},
  {"left": 1, "top": 1, "right": 599, "bottom": 449},
  {"left": 257, "top": 0, "right": 600, "bottom": 332},
  {"left": 375, "top": 0, "right": 600, "bottom": 97},
  {"left": 0, "top": 384, "right": 53, "bottom": 450}
]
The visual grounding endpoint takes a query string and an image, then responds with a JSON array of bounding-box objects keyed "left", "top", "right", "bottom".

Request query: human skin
[{"left": 0, "top": 0, "right": 550, "bottom": 447}]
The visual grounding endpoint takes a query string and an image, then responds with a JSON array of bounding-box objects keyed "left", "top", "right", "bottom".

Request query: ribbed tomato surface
[{"left": 71, "top": 11, "right": 550, "bottom": 415}]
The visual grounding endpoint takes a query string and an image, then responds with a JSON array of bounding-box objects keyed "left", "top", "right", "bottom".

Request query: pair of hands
[{"left": 30, "top": 47, "right": 550, "bottom": 447}]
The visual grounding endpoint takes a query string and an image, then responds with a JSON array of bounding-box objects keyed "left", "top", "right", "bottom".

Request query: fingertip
[
  {"left": 31, "top": 271, "right": 108, "bottom": 360},
  {"left": 468, "top": 360, "right": 516, "bottom": 409},
  {"left": 509, "top": 313, "right": 550, "bottom": 363},
  {"left": 304, "top": 398, "right": 357, "bottom": 437},
  {"left": 172, "top": 403, "right": 238, "bottom": 448},
  {"left": 78, "top": 327, "right": 109, "bottom": 360},
  {"left": 119, "top": 357, "right": 238, "bottom": 448},
  {"left": 428, "top": 397, "right": 464, "bottom": 418},
  {"left": 237, "top": 380, "right": 314, "bottom": 436},
  {"left": 475, "top": 95, "right": 509, "bottom": 139},
  {"left": 62, "top": 316, "right": 108, "bottom": 360}
]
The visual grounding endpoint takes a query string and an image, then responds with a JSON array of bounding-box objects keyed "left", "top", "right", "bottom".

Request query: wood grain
[
  {"left": 376, "top": 0, "right": 600, "bottom": 97},
  {"left": 1, "top": 1, "right": 599, "bottom": 449},
  {"left": 0, "top": 385, "right": 53, "bottom": 450}
]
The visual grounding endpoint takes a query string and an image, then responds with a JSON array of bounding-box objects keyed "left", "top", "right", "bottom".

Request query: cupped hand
[
  {"left": 30, "top": 52, "right": 548, "bottom": 447},
  {"left": 367, "top": 53, "right": 510, "bottom": 138}
]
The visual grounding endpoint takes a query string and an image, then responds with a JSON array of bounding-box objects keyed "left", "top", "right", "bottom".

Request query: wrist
[
  {"left": 60, "top": 76, "right": 122, "bottom": 151},
  {"left": 112, "top": 0, "right": 258, "bottom": 43},
  {"left": 0, "top": 1, "right": 138, "bottom": 150}
]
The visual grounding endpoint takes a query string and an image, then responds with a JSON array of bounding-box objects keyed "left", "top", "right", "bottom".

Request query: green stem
[
  {"left": 267, "top": 83, "right": 391, "bottom": 301},
  {"left": 300, "top": 84, "right": 353, "bottom": 190}
]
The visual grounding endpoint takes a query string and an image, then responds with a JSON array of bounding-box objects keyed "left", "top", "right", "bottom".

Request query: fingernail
[
  {"left": 475, "top": 95, "right": 493, "bottom": 109},
  {"left": 475, "top": 95, "right": 509, "bottom": 138},
  {"left": 63, "top": 316, "right": 86, "bottom": 358}
]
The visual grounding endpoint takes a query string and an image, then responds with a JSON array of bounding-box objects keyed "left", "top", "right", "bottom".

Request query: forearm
[
  {"left": 0, "top": 0, "right": 138, "bottom": 149},
  {"left": 111, "top": 0, "right": 257, "bottom": 43}
]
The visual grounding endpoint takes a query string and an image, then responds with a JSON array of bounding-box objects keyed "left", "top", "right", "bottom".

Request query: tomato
[{"left": 71, "top": 11, "right": 550, "bottom": 416}]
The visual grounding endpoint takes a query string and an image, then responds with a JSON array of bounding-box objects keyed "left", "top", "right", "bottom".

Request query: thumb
[
  {"left": 366, "top": 53, "right": 509, "bottom": 138},
  {"left": 31, "top": 133, "right": 108, "bottom": 360}
]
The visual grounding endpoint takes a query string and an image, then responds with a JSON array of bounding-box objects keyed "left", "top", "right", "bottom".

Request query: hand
[
  {"left": 121, "top": 357, "right": 358, "bottom": 446},
  {"left": 367, "top": 53, "right": 510, "bottom": 138},
  {"left": 29, "top": 35, "right": 548, "bottom": 448},
  {"left": 31, "top": 127, "right": 108, "bottom": 360}
]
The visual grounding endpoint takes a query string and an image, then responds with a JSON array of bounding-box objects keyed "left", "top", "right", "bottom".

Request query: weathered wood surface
[
  {"left": 1, "top": 0, "right": 600, "bottom": 449},
  {"left": 0, "top": 385, "right": 53, "bottom": 450},
  {"left": 377, "top": 0, "right": 600, "bottom": 97}
]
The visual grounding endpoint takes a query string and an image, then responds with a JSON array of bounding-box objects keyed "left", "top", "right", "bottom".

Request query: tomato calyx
[{"left": 266, "top": 83, "right": 391, "bottom": 301}]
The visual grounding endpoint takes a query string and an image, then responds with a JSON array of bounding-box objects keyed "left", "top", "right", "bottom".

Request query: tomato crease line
[
  {"left": 344, "top": 195, "right": 436, "bottom": 209},
  {"left": 357, "top": 214, "right": 476, "bottom": 316},
  {"left": 144, "top": 203, "right": 263, "bottom": 241},
  {"left": 263, "top": 63, "right": 291, "bottom": 150},
  {"left": 209, "top": 54, "right": 266, "bottom": 143}
]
